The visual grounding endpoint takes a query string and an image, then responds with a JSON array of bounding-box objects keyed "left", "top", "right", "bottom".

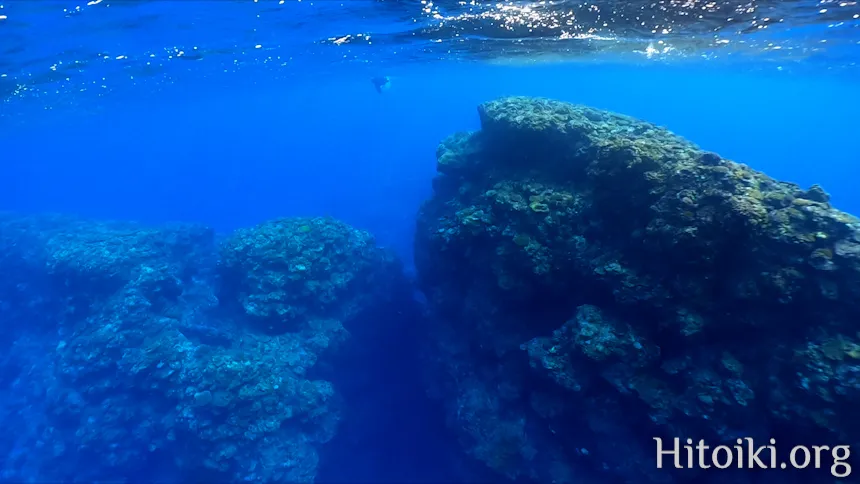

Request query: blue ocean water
[
  {"left": 2, "top": 0, "right": 860, "bottom": 483},
  {"left": 5, "top": 62, "right": 860, "bottom": 265}
]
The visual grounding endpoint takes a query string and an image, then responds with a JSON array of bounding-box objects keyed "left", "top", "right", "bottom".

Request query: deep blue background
[{"left": 3, "top": 61, "right": 859, "bottom": 267}]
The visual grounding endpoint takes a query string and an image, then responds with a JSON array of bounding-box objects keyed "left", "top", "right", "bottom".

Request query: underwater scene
[{"left": 2, "top": 0, "right": 860, "bottom": 483}]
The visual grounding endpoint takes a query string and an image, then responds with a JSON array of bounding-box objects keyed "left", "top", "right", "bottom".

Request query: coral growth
[
  {"left": 219, "top": 217, "right": 401, "bottom": 334},
  {"left": 415, "top": 96, "right": 860, "bottom": 483},
  {"left": 0, "top": 213, "right": 406, "bottom": 483}
]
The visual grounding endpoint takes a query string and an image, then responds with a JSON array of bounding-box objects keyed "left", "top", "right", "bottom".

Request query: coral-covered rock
[
  {"left": 0, "top": 212, "right": 407, "bottom": 483},
  {"left": 415, "top": 97, "right": 860, "bottom": 483},
  {"left": 218, "top": 217, "right": 401, "bottom": 335}
]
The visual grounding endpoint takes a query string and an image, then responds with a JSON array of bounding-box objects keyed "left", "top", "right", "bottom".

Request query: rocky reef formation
[
  {"left": 415, "top": 97, "right": 860, "bottom": 483},
  {"left": 0, "top": 213, "right": 408, "bottom": 483},
  {"left": 219, "top": 217, "right": 402, "bottom": 335}
]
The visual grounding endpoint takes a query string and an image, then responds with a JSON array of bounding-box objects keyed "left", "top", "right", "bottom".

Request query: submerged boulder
[
  {"left": 218, "top": 216, "right": 403, "bottom": 335},
  {"left": 0, "top": 213, "right": 408, "bottom": 483},
  {"left": 415, "top": 96, "right": 860, "bottom": 483}
]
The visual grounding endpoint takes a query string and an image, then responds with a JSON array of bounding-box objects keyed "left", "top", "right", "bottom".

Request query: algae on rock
[{"left": 415, "top": 96, "right": 860, "bottom": 484}]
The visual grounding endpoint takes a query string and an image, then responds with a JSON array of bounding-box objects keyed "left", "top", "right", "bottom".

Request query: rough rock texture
[
  {"left": 219, "top": 217, "right": 402, "bottom": 335},
  {"left": 0, "top": 213, "right": 407, "bottom": 483},
  {"left": 415, "top": 97, "right": 860, "bottom": 484}
]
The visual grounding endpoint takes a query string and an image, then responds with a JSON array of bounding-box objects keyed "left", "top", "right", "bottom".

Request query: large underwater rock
[
  {"left": 0, "top": 213, "right": 408, "bottom": 483},
  {"left": 414, "top": 96, "right": 860, "bottom": 484}
]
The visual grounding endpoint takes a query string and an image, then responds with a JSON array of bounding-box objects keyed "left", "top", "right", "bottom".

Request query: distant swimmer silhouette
[{"left": 371, "top": 76, "right": 391, "bottom": 94}]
